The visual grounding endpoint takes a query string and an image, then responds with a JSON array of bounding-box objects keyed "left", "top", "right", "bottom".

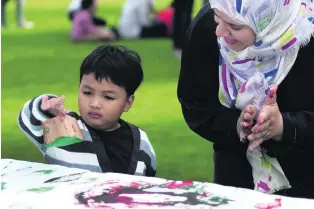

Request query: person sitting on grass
[
  {"left": 18, "top": 45, "right": 157, "bottom": 177},
  {"left": 116, "top": 0, "right": 169, "bottom": 39},
  {"left": 71, "top": 0, "right": 116, "bottom": 42},
  {"left": 67, "top": 0, "right": 107, "bottom": 27}
]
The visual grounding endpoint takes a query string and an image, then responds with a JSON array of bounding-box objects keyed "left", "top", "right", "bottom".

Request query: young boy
[{"left": 18, "top": 45, "right": 157, "bottom": 177}]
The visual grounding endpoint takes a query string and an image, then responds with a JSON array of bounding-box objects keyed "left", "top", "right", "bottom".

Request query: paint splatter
[
  {"left": 255, "top": 198, "right": 282, "bottom": 209},
  {"left": 44, "top": 172, "right": 85, "bottom": 183},
  {"left": 257, "top": 181, "right": 271, "bottom": 192},
  {"left": 75, "top": 181, "right": 233, "bottom": 208},
  {"left": 27, "top": 187, "right": 54, "bottom": 193},
  {"left": 33, "top": 169, "right": 54, "bottom": 175},
  {"left": 1, "top": 182, "right": 7, "bottom": 190}
]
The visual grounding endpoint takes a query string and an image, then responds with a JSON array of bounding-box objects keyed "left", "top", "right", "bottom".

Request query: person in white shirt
[
  {"left": 117, "top": 0, "right": 168, "bottom": 39},
  {"left": 67, "top": 0, "right": 106, "bottom": 26}
]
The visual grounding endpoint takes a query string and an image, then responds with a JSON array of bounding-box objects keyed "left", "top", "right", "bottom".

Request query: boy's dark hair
[
  {"left": 80, "top": 45, "right": 144, "bottom": 97},
  {"left": 81, "top": 0, "right": 93, "bottom": 10}
]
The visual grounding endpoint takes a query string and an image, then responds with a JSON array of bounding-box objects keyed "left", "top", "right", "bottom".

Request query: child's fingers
[
  {"left": 52, "top": 96, "right": 65, "bottom": 106},
  {"left": 42, "top": 95, "right": 49, "bottom": 103},
  {"left": 58, "top": 95, "right": 65, "bottom": 103},
  {"left": 47, "top": 96, "right": 65, "bottom": 111},
  {"left": 57, "top": 105, "right": 67, "bottom": 120},
  {"left": 41, "top": 95, "right": 50, "bottom": 110}
]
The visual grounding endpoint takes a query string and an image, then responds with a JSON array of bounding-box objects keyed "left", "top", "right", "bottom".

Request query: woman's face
[{"left": 214, "top": 9, "right": 256, "bottom": 52}]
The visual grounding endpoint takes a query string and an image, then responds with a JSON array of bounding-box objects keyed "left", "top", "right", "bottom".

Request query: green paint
[
  {"left": 27, "top": 187, "right": 54, "bottom": 193},
  {"left": 261, "top": 157, "right": 272, "bottom": 169},
  {"left": 203, "top": 196, "right": 232, "bottom": 206},
  {"left": 44, "top": 136, "right": 82, "bottom": 148},
  {"left": 1, "top": 182, "right": 7, "bottom": 190},
  {"left": 87, "top": 177, "right": 98, "bottom": 182},
  {"left": 33, "top": 169, "right": 54, "bottom": 174}
]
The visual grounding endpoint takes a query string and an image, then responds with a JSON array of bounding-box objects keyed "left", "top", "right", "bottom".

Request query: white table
[{"left": 1, "top": 159, "right": 314, "bottom": 209}]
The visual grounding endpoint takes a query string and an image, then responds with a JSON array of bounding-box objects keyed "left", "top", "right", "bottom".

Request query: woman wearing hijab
[{"left": 177, "top": 0, "right": 314, "bottom": 198}]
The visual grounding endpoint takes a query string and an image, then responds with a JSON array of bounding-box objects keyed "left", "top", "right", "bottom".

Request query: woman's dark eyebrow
[{"left": 214, "top": 11, "right": 245, "bottom": 28}]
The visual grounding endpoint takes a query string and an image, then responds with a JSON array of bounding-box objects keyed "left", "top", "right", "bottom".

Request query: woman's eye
[{"left": 231, "top": 26, "right": 242, "bottom": 31}]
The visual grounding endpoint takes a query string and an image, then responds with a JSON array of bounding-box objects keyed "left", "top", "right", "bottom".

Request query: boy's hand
[{"left": 41, "top": 95, "right": 66, "bottom": 120}]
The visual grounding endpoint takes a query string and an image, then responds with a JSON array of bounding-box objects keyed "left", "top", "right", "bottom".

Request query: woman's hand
[
  {"left": 247, "top": 85, "right": 284, "bottom": 152},
  {"left": 237, "top": 105, "right": 257, "bottom": 142}
]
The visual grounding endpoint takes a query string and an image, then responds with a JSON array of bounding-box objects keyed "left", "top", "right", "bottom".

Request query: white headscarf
[{"left": 209, "top": 0, "right": 314, "bottom": 193}]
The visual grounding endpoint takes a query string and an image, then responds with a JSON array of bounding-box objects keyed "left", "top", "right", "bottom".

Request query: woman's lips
[{"left": 225, "top": 38, "right": 238, "bottom": 45}]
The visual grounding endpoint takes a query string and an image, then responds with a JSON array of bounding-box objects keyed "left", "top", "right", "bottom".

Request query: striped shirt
[{"left": 18, "top": 94, "right": 157, "bottom": 177}]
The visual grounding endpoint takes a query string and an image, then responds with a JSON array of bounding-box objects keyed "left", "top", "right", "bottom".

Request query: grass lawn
[{"left": 1, "top": 0, "right": 214, "bottom": 182}]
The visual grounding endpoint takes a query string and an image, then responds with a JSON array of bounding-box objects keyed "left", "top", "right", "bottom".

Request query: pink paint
[{"left": 255, "top": 198, "right": 282, "bottom": 209}]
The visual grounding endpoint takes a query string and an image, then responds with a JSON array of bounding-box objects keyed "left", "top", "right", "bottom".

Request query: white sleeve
[{"left": 139, "top": 129, "right": 157, "bottom": 171}]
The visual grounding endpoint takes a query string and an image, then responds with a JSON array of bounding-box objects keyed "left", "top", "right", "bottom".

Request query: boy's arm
[
  {"left": 17, "top": 94, "right": 58, "bottom": 152},
  {"left": 139, "top": 129, "right": 157, "bottom": 177}
]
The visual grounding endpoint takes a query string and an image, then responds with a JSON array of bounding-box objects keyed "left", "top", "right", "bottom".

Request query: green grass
[{"left": 1, "top": 0, "right": 214, "bottom": 182}]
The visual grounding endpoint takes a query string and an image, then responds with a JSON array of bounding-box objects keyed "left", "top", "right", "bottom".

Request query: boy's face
[{"left": 78, "top": 73, "right": 134, "bottom": 131}]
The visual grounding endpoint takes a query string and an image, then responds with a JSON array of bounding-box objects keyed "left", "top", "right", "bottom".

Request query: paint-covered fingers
[{"left": 40, "top": 95, "right": 66, "bottom": 120}]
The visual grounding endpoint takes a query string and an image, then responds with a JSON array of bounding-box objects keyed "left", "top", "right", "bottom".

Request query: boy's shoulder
[
  {"left": 121, "top": 119, "right": 145, "bottom": 133},
  {"left": 120, "top": 119, "right": 150, "bottom": 140}
]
